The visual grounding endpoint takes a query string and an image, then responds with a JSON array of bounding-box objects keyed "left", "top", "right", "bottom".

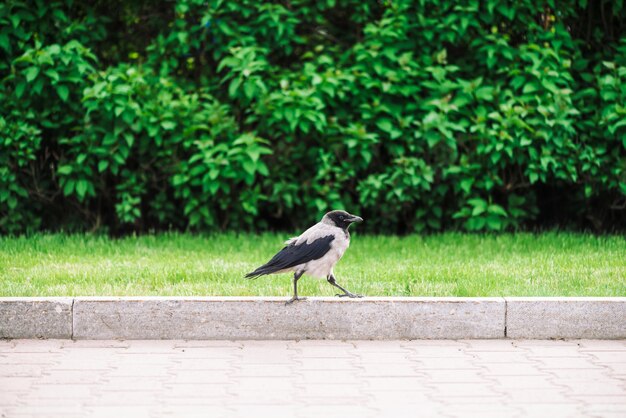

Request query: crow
[{"left": 245, "top": 210, "right": 364, "bottom": 304}]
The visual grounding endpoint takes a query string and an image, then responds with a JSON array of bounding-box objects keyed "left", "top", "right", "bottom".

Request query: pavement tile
[
  {"left": 404, "top": 347, "right": 469, "bottom": 357},
  {"left": 429, "top": 382, "right": 503, "bottom": 398},
  {"left": 234, "top": 405, "right": 309, "bottom": 418},
  {"left": 173, "top": 340, "right": 241, "bottom": 348},
  {"left": 559, "top": 378, "right": 626, "bottom": 395},
  {"left": 234, "top": 363, "right": 295, "bottom": 377},
  {"left": 357, "top": 363, "right": 423, "bottom": 377},
  {"left": 505, "top": 388, "right": 575, "bottom": 403},
  {"left": 294, "top": 405, "right": 378, "bottom": 418},
  {"left": 416, "top": 357, "right": 479, "bottom": 370},
  {"left": 38, "top": 369, "right": 106, "bottom": 384},
  {"left": 231, "top": 377, "right": 296, "bottom": 392},
  {"left": 170, "top": 346, "right": 239, "bottom": 358},
  {"left": 156, "top": 396, "right": 232, "bottom": 406},
  {"left": 0, "top": 352, "right": 63, "bottom": 365},
  {"left": 401, "top": 340, "right": 467, "bottom": 347},
  {"left": 2, "top": 340, "right": 64, "bottom": 352},
  {"left": 12, "top": 397, "right": 87, "bottom": 407},
  {"left": 520, "top": 346, "right": 586, "bottom": 357},
  {"left": 422, "top": 369, "right": 486, "bottom": 383},
  {"left": 361, "top": 389, "right": 432, "bottom": 404},
  {"left": 159, "top": 405, "right": 236, "bottom": 417},
  {"left": 356, "top": 352, "right": 411, "bottom": 363},
  {"left": 371, "top": 405, "right": 449, "bottom": 418},
  {"left": 584, "top": 403, "right": 626, "bottom": 415},
  {"left": 238, "top": 348, "right": 293, "bottom": 364},
  {"left": 114, "top": 340, "right": 177, "bottom": 352},
  {"left": 515, "top": 404, "right": 585, "bottom": 418},
  {"left": 87, "top": 391, "right": 159, "bottom": 406},
  {"left": 104, "top": 363, "right": 172, "bottom": 377},
  {"left": 61, "top": 340, "right": 130, "bottom": 349},
  {"left": 586, "top": 351, "right": 626, "bottom": 363},
  {"left": 442, "top": 404, "right": 524, "bottom": 418},
  {"left": 27, "top": 383, "right": 94, "bottom": 398},
  {"left": 2, "top": 339, "right": 626, "bottom": 418},
  {"left": 600, "top": 363, "right": 626, "bottom": 374},
  {"left": 0, "top": 364, "right": 47, "bottom": 377},
  {"left": 0, "top": 391, "right": 27, "bottom": 406},
  {"left": 289, "top": 341, "right": 353, "bottom": 347},
  {"left": 87, "top": 406, "right": 154, "bottom": 418},
  {"left": 490, "top": 375, "right": 561, "bottom": 389},
  {"left": 461, "top": 340, "right": 519, "bottom": 351},
  {"left": 544, "top": 368, "right": 616, "bottom": 380},
  {"left": 296, "top": 357, "right": 358, "bottom": 370},
  {"left": 298, "top": 370, "right": 361, "bottom": 383},
  {"left": 0, "top": 405, "right": 86, "bottom": 417},
  {"left": 0, "top": 377, "right": 38, "bottom": 391},
  {"left": 512, "top": 340, "right": 581, "bottom": 347},
  {"left": 362, "top": 376, "right": 431, "bottom": 391},
  {"left": 173, "top": 358, "right": 233, "bottom": 369},
  {"left": 578, "top": 340, "right": 626, "bottom": 350},
  {"left": 161, "top": 383, "right": 232, "bottom": 398},
  {"left": 231, "top": 389, "right": 296, "bottom": 404},
  {"left": 290, "top": 346, "right": 355, "bottom": 357},
  {"left": 574, "top": 395, "right": 626, "bottom": 404},
  {"left": 168, "top": 369, "right": 232, "bottom": 383},
  {"left": 50, "top": 357, "right": 114, "bottom": 370},
  {"left": 300, "top": 383, "right": 364, "bottom": 398},
  {"left": 471, "top": 352, "right": 537, "bottom": 363},
  {"left": 534, "top": 357, "right": 603, "bottom": 369},
  {"left": 98, "top": 377, "right": 166, "bottom": 391}
]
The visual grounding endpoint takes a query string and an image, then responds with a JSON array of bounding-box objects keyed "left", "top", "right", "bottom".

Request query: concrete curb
[
  {"left": 0, "top": 297, "right": 73, "bottom": 339},
  {"left": 1, "top": 297, "right": 625, "bottom": 340},
  {"left": 505, "top": 297, "right": 626, "bottom": 339}
]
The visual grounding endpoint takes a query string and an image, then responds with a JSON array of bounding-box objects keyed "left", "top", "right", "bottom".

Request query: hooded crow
[{"left": 245, "top": 210, "right": 364, "bottom": 304}]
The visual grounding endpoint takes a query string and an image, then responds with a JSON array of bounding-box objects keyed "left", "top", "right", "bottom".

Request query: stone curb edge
[{"left": 1, "top": 297, "right": 625, "bottom": 340}]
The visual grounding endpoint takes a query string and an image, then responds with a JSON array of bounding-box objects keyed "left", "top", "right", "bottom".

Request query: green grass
[{"left": 0, "top": 233, "right": 624, "bottom": 297}]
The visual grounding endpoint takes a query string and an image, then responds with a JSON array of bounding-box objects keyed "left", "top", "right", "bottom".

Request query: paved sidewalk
[{"left": 1, "top": 339, "right": 625, "bottom": 418}]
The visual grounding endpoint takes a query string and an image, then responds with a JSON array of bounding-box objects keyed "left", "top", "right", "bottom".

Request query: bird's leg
[
  {"left": 285, "top": 271, "right": 307, "bottom": 305},
  {"left": 327, "top": 274, "right": 363, "bottom": 298}
]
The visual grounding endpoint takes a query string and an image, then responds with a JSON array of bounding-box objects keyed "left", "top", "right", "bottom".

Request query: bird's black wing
[{"left": 245, "top": 235, "right": 335, "bottom": 278}]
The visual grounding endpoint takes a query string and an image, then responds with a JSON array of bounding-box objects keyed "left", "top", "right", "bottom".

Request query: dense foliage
[{"left": 1, "top": 0, "right": 625, "bottom": 234}]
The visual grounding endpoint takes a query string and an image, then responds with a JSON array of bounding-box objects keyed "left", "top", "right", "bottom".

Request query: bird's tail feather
[{"left": 244, "top": 264, "right": 280, "bottom": 279}]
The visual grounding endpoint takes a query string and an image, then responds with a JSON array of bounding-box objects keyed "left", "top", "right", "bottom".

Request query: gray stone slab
[
  {"left": 73, "top": 297, "right": 505, "bottom": 340},
  {"left": 0, "top": 298, "right": 73, "bottom": 339},
  {"left": 506, "top": 297, "right": 626, "bottom": 339}
]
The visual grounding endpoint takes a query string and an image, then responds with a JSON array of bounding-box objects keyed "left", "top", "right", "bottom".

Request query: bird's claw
[
  {"left": 285, "top": 297, "right": 307, "bottom": 305},
  {"left": 336, "top": 293, "right": 363, "bottom": 298}
]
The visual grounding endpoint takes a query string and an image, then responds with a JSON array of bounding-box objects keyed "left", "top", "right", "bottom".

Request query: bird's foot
[
  {"left": 336, "top": 292, "right": 363, "bottom": 298},
  {"left": 285, "top": 297, "right": 307, "bottom": 305}
]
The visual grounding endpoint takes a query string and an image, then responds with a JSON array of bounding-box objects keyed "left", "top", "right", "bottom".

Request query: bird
[{"left": 245, "top": 210, "right": 364, "bottom": 304}]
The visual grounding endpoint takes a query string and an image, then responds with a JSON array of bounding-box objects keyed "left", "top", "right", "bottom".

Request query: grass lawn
[{"left": 0, "top": 233, "right": 624, "bottom": 297}]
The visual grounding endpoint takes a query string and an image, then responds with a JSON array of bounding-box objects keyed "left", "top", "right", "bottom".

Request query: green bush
[{"left": 1, "top": 0, "right": 625, "bottom": 233}]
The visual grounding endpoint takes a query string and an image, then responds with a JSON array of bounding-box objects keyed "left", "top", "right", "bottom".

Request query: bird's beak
[{"left": 349, "top": 215, "right": 363, "bottom": 223}]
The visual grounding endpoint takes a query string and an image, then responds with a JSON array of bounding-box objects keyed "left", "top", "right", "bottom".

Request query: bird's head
[{"left": 322, "top": 210, "right": 364, "bottom": 230}]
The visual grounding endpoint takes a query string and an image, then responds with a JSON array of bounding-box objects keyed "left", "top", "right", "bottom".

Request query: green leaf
[
  {"left": 57, "top": 165, "right": 73, "bottom": 175},
  {"left": 487, "top": 204, "right": 508, "bottom": 217},
  {"left": 98, "top": 160, "right": 109, "bottom": 173},
  {"left": 161, "top": 121, "right": 176, "bottom": 130},
  {"left": 15, "top": 81, "right": 26, "bottom": 98},
  {"left": 0, "top": 33, "right": 9, "bottom": 52},
  {"left": 376, "top": 118, "right": 393, "bottom": 133},
  {"left": 76, "top": 180, "right": 88, "bottom": 199},
  {"left": 24, "top": 66, "right": 39, "bottom": 82},
  {"left": 56, "top": 85, "right": 69, "bottom": 102},
  {"left": 242, "top": 160, "right": 256, "bottom": 176},
  {"left": 485, "top": 216, "right": 503, "bottom": 230},
  {"left": 63, "top": 179, "right": 75, "bottom": 196}
]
